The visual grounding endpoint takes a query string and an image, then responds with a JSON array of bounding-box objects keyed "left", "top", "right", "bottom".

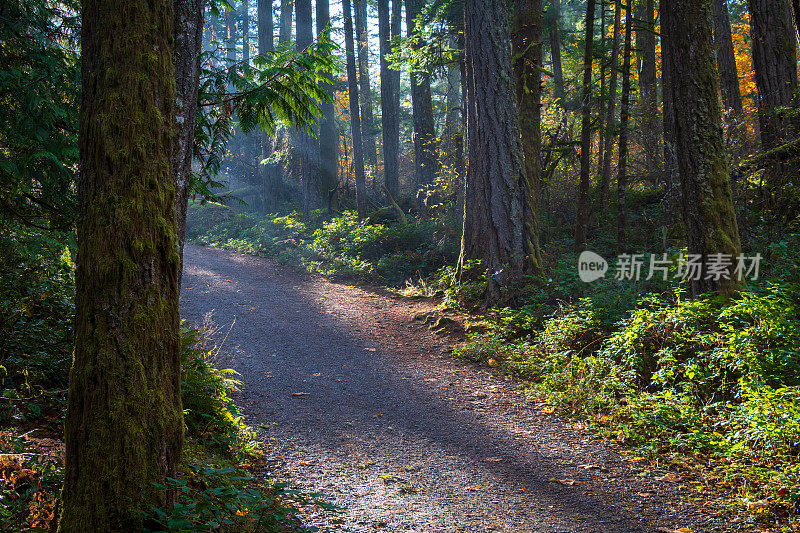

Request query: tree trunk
[
  {"left": 547, "top": 0, "right": 565, "bottom": 105},
  {"left": 662, "top": 0, "right": 742, "bottom": 298},
  {"left": 461, "top": 0, "right": 540, "bottom": 304},
  {"left": 748, "top": 0, "right": 798, "bottom": 149},
  {"left": 296, "top": 0, "right": 321, "bottom": 212},
  {"left": 512, "top": 0, "right": 543, "bottom": 270},
  {"left": 226, "top": 7, "right": 236, "bottom": 65},
  {"left": 789, "top": 0, "right": 800, "bottom": 46},
  {"left": 355, "top": 0, "right": 378, "bottom": 170},
  {"left": 597, "top": 0, "right": 620, "bottom": 211},
  {"left": 617, "top": 3, "right": 632, "bottom": 253},
  {"left": 279, "top": 0, "right": 292, "bottom": 43},
  {"left": 59, "top": 0, "right": 182, "bottom": 529},
  {"left": 378, "top": 0, "right": 400, "bottom": 197},
  {"left": 661, "top": 0, "right": 680, "bottom": 211},
  {"left": 317, "top": 0, "right": 339, "bottom": 210},
  {"left": 574, "top": 0, "right": 595, "bottom": 250},
  {"left": 635, "top": 0, "right": 659, "bottom": 178},
  {"left": 344, "top": 0, "right": 368, "bottom": 218},
  {"left": 242, "top": 0, "right": 249, "bottom": 63},
  {"left": 407, "top": 0, "right": 439, "bottom": 189},
  {"left": 173, "top": 0, "right": 205, "bottom": 287},
  {"left": 258, "top": 0, "right": 280, "bottom": 212},
  {"left": 443, "top": 33, "right": 464, "bottom": 180},
  {"left": 712, "top": 0, "right": 743, "bottom": 114}
]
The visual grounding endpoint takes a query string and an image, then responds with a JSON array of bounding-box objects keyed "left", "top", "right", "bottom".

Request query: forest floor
[{"left": 179, "top": 244, "right": 733, "bottom": 533}]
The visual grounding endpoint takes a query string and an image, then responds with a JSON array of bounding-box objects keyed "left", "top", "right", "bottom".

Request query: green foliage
[
  {"left": 187, "top": 205, "right": 458, "bottom": 287},
  {"left": 456, "top": 286, "right": 800, "bottom": 514},
  {"left": 142, "top": 462, "right": 335, "bottom": 533},
  {"left": 0, "top": 0, "right": 80, "bottom": 231},
  {"left": 181, "top": 327, "right": 261, "bottom": 461},
  {"left": 0, "top": 224, "right": 74, "bottom": 425}
]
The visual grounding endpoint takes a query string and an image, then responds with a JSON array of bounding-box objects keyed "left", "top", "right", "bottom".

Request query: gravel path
[{"left": 180, "top": 245, "right": 726, "bottom": 533}]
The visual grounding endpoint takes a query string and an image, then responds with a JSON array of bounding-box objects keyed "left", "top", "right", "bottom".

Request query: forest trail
[{"left": 180, "top": 245, "right": 723, "bottom": 533}]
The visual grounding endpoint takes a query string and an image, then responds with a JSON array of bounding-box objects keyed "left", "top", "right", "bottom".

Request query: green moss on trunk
[{"left": 58, "top": 0, "right": 183, "bottom": 530}]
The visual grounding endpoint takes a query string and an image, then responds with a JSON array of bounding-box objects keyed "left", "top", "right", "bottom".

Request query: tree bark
[
  {"left": 512, "top": 0, "right": 543, "bottom": 270},
  {"left": 258, "top": 0, "right": 280, "bottom": 212},
  {"left": 574, "top": 0, "right": 595, "bottom": 250},
  {"left": 617, "top": 3, "right": 632, "bottom": 253},
  {"left": 173, "top": 0, "right": 205, "bottom": 287},
  {"left": 443, "top": 33, "right": 464, "bottom": 180},
  {"left": 662, "top": 0, "right": 742, "bottom": 298},
  {"left": 378, "top": 0, "right": 401, "bottom": 197},
  {"left": 407, "top": 0, "right": 439, "bottom": 189},
  {"left": 661, "top": 0, "right": 680, "bottom": 210},
  {"left": 597, "top": 0, "right": 620, "bottom": 211},
  {"left": 317, "top": 0, "right": 339, "bottom": 210},
  {"left": 242, "top": 0, "right": 249, "bottom": 63},
  {"left": 279, "top": 0, "right": 292, "bottom": 43},
  {"left": 296, "top": 0, "right": 321, "bottom": 212},
  {"left": 344, "top": 0, "right": 368, "bottom": 218},
  {"left": 546, "top": 0, "right": 565, "bottom": 105},
  {"left": 461, "top": 0, "right": 539, "bottom": 303},
  {"left": 226, "top": 7, "right": 236, "bottom": 65},
  {"left": 789, "top": 0, "right": 800, "bottom": 46},
  {"left": 355, "top": 0, "right": 378, "bottom": 170},
  {"left": 747, "top": 0, "right": 799, "bottom": 150},
  {"left": 712, "top": 0, "right": 743, "bottom": 114},
  {"left": 635, "top": 0, "right": 659, "bottom": 177},
  {"left": 59, "top": 0, "right": 182, "bottom": 528}
]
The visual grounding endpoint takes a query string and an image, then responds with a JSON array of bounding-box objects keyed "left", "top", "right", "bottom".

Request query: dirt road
[{"left": 180, "top": 245, "right": 724, "bottom": 533}]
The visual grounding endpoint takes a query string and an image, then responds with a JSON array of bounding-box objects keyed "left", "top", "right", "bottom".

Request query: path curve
[{"left": 180, "top": 245, "right": 724, "bottom": 533}]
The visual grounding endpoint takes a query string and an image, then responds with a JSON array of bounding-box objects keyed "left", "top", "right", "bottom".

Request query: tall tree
[
  {"left": 226, "top": 6, "right": 236, "bottom": 65},
  {"left": 662, "top": 0, "right": 741, "bottom": 298},
  {"left": 378, "top": 0, "right": 400, "bottom": 197},
  {"left": 59, "top": 0, "right": 182, "bottom": 528},
  {"left": 748, "top": 0, "right": 798, "bottom": 150},
  {"left": 574, "top": 0, "right": 595, "bottom": 250},
  {"left": 296, "top": 0, "right": 321, "bottom": 211},
  {"left": 617, "top": 2, "right": 632, "bottom": 252},
  {"left": 174, "top": 0, "right": 206, "bottom": 284},
  {"left": 280, "top": 0, "right": 293, "bottom": 43},
  {"left": 546, "top": 0, "right": 566, "bottom": 104},
  {"left": 442, "top": 32, "right": 463, "bottom": 179},
  {"left": 712, "top": 0, "right": 743, "bottom": 114},
  {"left": 597, "top": 0, "right": 621, "bottom": 211},
  {"left": 242, "top": 0, "right": 250, "bottom": 63},
  {"left": 661, "top": 0, "right": 678, "bottom": 192},
  {"left": 407, "top": 0, "right": 438, "bottom": 189},
  {"left": 258, "top": 0, "right": 280, "bottom": 211},
  {"left": 461, "top": 0, "right": 541, "bottom": 303},
  {"left": 512, "top": 0, "right": 544, "bottom": 269},
  {"left": 343, "top": 0, "right": 368, "bottom": 218},
  {"left": 317, "top": 0, "right": 338, "bottom": 210},
  {"left": 635, "top": 0, "right": 659, "bottom": 177},
  {"left": 355, "top": 0, "right": 378, "bottom": 170},
  {"left": 790, "top": 0, "right": 800, "bottom": 45}
]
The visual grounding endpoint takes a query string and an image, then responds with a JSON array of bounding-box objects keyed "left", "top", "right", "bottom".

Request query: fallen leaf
[
  {"left": 485, "top": 525, "right": 499, "bottom": 530},
  {"left": 540, "top": 407, "right": 555, "bottom": 414},
  {"left": 291, "top": 392, "right": 310, "bottom": 397},
  {"left": 485, "top": 457, "right": 503, "bottom": 462},
  {"left": 656, "top": 472, "right": 682, "bottom": 483},
  {"left": 364, "top": 348, "right": 377, "bottom": 352},
  {"left": 298, "top": 460, "right": 312, "bottom": 466},
  {"left": 550, "top": 478, "right": 578, "bottom": 486},
  {"left": 466, "top": 485, "right": 481, "bottom": 491},
  {"left": 628, "top": 456, "right": 646, "bottom": 463},
  {"left": 657, "top": 528, "right": 692, "bottom": 533},
  {"left": 312, "top": 373, "right": 321, "bottom": 376},
  {"left": 747, "top": 499, "right": 770, "bottom": 511},
  {"left": 636, "top": 492, "right": 652, "bottom": 498}
]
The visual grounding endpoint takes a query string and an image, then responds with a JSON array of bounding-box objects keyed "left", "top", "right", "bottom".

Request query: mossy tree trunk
[
  {"left": 635, "top": 0, "right": 659, "bottom": 179},
  {"left": 662, "top": 0, "right": 742, "bottom": 298},
  {"left": 546, "top": 0, "right": 565, "bottom": 105},
  {"left": 296, "top": 0, "right": 322, "bottom": 212},
  {"left": 280, "top": 0, "right": 293, "bottom": 43},
  {"left": 512, "top": 0, "right": 543, "bottom": 270},
  {"left": 461, "top": 0, "right": 539, "bottom": 304},
  {"left": 58, "top": 0, "right": 183, "bottom": 529},
  {"left": 574, "top": 0, "right": 595, "bottom": 250},
  {"left": 174, "top": 0, "right": 205, "bottom": 288}
]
